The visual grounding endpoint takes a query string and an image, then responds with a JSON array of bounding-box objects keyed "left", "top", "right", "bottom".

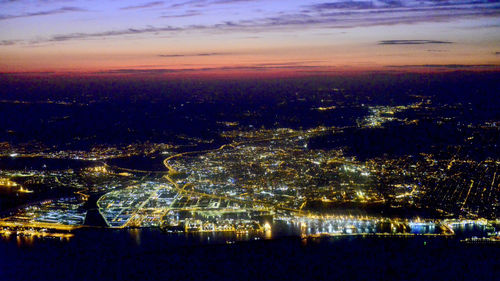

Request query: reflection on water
[
  {"left": 274, "top": 217, "right": 493, "bottom": 237},
  {"left": 449, "top": 220, "right": 487, "bottom": 237},
  {"left": 16, "top": 236, "right": 33, "bottom": 247},
  {"left": 0, "top": 217, "right": 495, "bottom": 249},
  {"left": 1, "top": 227, "right": 497, "bottom": 281},
  {"left": 9, "top": 233, "right": 72, "bottom": 248},
  {"left": 129, "top": 228, "right": 142, "bottom": 246}
]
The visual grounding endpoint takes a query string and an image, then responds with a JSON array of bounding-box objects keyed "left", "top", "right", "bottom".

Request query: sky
[{"left": 1, "top": 0, "right": 499, "bottom": 75}]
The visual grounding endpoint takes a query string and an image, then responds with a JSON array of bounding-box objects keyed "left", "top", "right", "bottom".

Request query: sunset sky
[{"left": 1, "top": 0, "right": 499, "bottom": 75}]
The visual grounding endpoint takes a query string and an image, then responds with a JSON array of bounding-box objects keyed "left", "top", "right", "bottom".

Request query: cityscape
[
  {"left": 1, "top": 0, "right": 499, "bottom": 279},
  {"left": 0, "top": 94, "right": 498, "bottom": 245}
]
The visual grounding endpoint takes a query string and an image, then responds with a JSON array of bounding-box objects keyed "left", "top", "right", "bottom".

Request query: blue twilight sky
[{"left": 1, "top": 0, "right": 499, "bottom": 74}]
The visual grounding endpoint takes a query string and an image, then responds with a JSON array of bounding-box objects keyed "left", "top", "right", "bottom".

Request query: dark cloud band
[
  {"left": 0, "top": 6, "right": 86, "bottom": 21},
  {"left": 158, "top": 52, "right": 231, "bottom": 57},
  {"left": 386, "top": 64, "right": 499, "bottom": 68},
  {"left": 379, "top": 40, "right": 453, "bottom": 45},
  {"left": 120, "top": 1, "right": 164, "bottom": 10}
]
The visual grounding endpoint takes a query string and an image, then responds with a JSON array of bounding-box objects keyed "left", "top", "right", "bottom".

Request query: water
[
  {"left": 0, "top": 156, "right": 91, "bottom": 171},
  {"left": 0, "top": 228, "right": 498, "bottom": 281}
]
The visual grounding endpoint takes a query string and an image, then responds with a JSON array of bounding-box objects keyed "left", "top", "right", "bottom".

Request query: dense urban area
[{"left": 0, "top": 77, "right": 498, "bottom": 244}]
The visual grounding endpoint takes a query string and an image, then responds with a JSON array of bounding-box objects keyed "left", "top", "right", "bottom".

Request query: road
[{"left": 102, "top": 127, "right": 346, "bottom": 228}]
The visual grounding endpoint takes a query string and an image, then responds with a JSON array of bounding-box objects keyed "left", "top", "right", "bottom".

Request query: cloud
[
  {"left": 168, "top": 0, "right": 206, "bottom": 9},
  {"left": 158, "top": 52, "right": 230, "bottom": 57},
  {"left": 0, "top": 40, "right": 20, "bottom": 46},
  {"left": 253, "top": 61, "right": 323, "bottom": 67},
  {"left": 301, "top": 1, "right": 500, "bottom": 28},
  {"left": 308, "top": 0, "right": 498, "bottom": 11},
  {"left": 97, "top": 69, "right": 183, "bottom": 74},
  {"left": 96, "top": 63, "right": 324, "bottom": 74},
  {"left": 426, "top": 49, "right": 448, "bottom": 52},
  {"left": 0, "top": 6, "right": 86, "bottom": 21},
  {"left": 44, "top": 26, "right": 181, "bottom": 42},
  {"left": 167, "top": 0, "right": 254, "bottom": 9},
  {"left": 3, "top": 0, "right": 500, "bottom": 45},
  {"left": 161, "top": 10, "right": 203, "bottom": 18},
  {"left": 231, "top": 1, "right": 500, "bottom": 31},
  {"left": 213, "top": 0, "right": 256, "bottom": 4},
  {"left": 308, "top": 1, "right": 376, "bottom": 10},
  {"left": 386, "top": 64, "right": 500, "bottom": 69},
  {"left": 379, "top": 40, "right": 453, "bottom": 45},
  {"left": 120, "top": 1, "right": 164, "bottom": 10}
]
